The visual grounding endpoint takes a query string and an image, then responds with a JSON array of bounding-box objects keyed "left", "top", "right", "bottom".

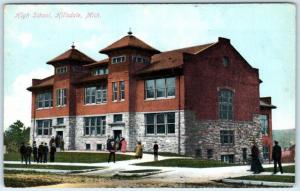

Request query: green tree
[{"left": 4, "top": 120, "right": 30, "bottom": 152}]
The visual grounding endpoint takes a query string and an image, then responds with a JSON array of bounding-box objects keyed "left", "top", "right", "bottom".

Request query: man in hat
[
  {"left": 153, "top": 141, "right": 159, "bottom": 161},
  {"left": 272, "top": 141, "right": 283, "bottom": 174}
]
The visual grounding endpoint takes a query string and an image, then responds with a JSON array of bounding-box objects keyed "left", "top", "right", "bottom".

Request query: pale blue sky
[{"left": 4, "top": 4, "right": 295, "bottom": 130}]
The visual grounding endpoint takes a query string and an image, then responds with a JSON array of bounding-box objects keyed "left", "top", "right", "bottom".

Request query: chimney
[{"left": 218, "top": 37, "right": 230, "bottom": 44}]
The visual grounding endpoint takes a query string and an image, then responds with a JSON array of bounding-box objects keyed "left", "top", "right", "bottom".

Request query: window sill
[
  {"left": 35, "top": 135, "right": 52, "bottom": 138},
  {"left": 56, "top": 105, "right": 66, "bottom": 108},
  {"left": 145, "top": 134, "right": 176, "bottom": 137},
  {"left": 84, "top": 103, "right": 107, "bottom": 106},
  {"left": 36, "top": 107, "right": 53, "bottom": 110},
  {"left": 145, "top": 97, "right": 175, "bottom": 101}
]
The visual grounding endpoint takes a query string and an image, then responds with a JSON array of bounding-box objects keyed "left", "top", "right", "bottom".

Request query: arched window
[{"left": 219, "top": 89, "right": 233, "bottom": 120}]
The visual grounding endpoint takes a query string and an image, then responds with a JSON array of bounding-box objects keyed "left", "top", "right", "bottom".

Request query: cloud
[
  {"left": 18, "top": 33, "right": 32, "bottom": 47},
  {"left": 4, "top": 68, "right": 53, "bottom": 130}
]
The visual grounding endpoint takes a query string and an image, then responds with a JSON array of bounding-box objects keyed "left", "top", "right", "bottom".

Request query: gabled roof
[
  {"left": 27, "top": 76, "right": 54, "bottom": 91},
  {"left": 47, "top": 46, "right": 95, "bottom": 65},
  {"left": 100, "top": 33, "right": 160, "bottom": 54},
  {"left": 137, "top": 43, "right": 215, "bottom": 75},
  {"left": 84, "top": 58, "right": 109, "bottom": 68}
]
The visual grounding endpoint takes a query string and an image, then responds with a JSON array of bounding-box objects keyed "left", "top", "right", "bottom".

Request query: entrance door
[
  {"left": 57, "top": 131, "right": 63, "bottom": 137},
  {"left": 113, "top": 130, "right": 122, "bottom": 141}
]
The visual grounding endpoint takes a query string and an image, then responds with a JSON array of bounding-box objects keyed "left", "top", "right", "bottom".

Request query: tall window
[
  {"left": 36, "top": 92, "right": 53, "bottom": 109},
  {"left": 56, "top": 89, "right": 67, "bottom": 106},
  {"left": 112, "top": 82, "right": 118, "bottom": 101},
  {"left": 56, "top": 66, "right": 67, "bottom": 74},
  {"left": 84, "top": 116, "right": 106, "bottom": 136},
  {"left": 145, "top": 77, "right": 176, "bottom": 99},
  {"left": 112, "top": 56, "right": 126, "bottom": 64},
  {"left": 219, "top": 89, "right": 233, "bottom": 120},
  {"left": 119, "top": 81, "right": 125, "bottom": 100},
  {"left": 37, "top": 119, "right": 52, "bottom": 136},
  {"left": 85, "top": 84, "right": 107, "bottom": 104},
  {"left": 263, "top": 146, "right": 269, "bottom": 160},
  {"left": 220, "top": 130, "right": 234, "bottom": 145},
  {"left": 260, "top": 115, "right": 268, "bottom": 135},
  {"left": 145, "top": 113, "right": 175, "bottom": 135}
]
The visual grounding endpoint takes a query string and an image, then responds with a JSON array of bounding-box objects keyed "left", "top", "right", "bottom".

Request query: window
[
  {"left": 56, "top": 89, "right": 67, "bottom": 106},
  {"left": 145, "top": 113, "right": 175, "bottom": 135},
  {"left": 86, "top": 144, "right": 91, "bottom": 150},
  {"left": 119, "top": 81, "right": 125, "bottom": 100},
  {"left": 84, "top": 116, "right": 106, "bottom": 136},
  {"left": 220, "top": 130, "right": 234, "bottom": 145},
  {"left": 242, "top": 148, "right": 247, "bottom": 162},
  {"left": 112, "top": 82, "right": 118, "bottom": 101},
  {"left": 57, "top": 118, "right": 64, "bottom": 125},
  {"left": 85, "top": 84, "right": 107, "bottom": 104},
  {"left": 207, "top": 149, "right": 214, "bottom": 159},
  {"left": 222, "top": 56, "right": 230, "bottom": 67},
  {"left": 112, "top": 56, "right": 126, "bottom": 64},
  {"left": 145, "top": 77, "right": 176, "bottom": 99},
  {"left": 195, "top": 149, "right": 202, "bottom": 159},
  {"left": 221, "top": 155, "right": 234, "bottom": 163},
  {"left": 97, "top": 144, "right": 102, "bottom": 150},
  {"left": 132, "top": 55, "right": 150, "bottom": 64},
  {"left": 36, "top": 119, "right": 52, "bottom": 136},
  {"left": 92, "top": 68, "right": 109, "bottom": 76},
  {"left": 113, "top": 114, "right": 123, "bottom": 123},
  {"left": 260, "top": 115, "right": 268, "bottom": 135},
  {"left": 263, "top": 146, "right": 269, "bottom": 160},
  {"left": 36, "top": 92, "right": 53, "bottom": 109},
  {"left": 56, "top": 66, "right": 67, "bottom": 74},
  {"left": 219, "top": 89, "right": 233, "bottom": 120}
]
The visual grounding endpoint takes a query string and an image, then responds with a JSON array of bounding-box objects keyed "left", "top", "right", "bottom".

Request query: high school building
[{"left": 27, "top": 31, "right": 276, "bottom": 163}]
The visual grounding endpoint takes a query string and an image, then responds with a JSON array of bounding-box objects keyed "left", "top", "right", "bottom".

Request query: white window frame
[
  {"left": 145, "top": 112, "right": 175, "bottom": 136},
  {"left": 56, "top": 66, "right": 67, "bottom": 74},
  {"left": 259, "top": 115, "right": 268, "bottom": 135},
  {"left": 36, "top": 119, "right": 52, "bottom": 136},
  {"left": 132, "top": 55, "right": 150, "bottom": 64},
  {"left": 112, "top": 82, "right": 118, "bottom": 101},
  {"left": 92, "top": 68, "right": 109, "bottom": 76},
  {"left": 84, "top": 116, "right": 106, "bottom": 136},
  {"left": 119, "top": 81, "right": 125, "bottom": 101},
  {"left": 145, "top": 77, "right": 176, "bottom": 100},
  {"left": 220, "top": 130, "right": 234, "bottom": 145},
  {"left": 85, "top": 84, "right": 107, "bottom": 105},
  {"left": 112, "top": 55, "right": 126, "bottom": 64},
  {"left": 56, "top": 88, "right": 67, "bottom": 107},
  {"left": 219, "top": 89, "right": 233, "bottom": 120},
  {"left": 36, "top": 92, "right": 53, "bottom": 109}
]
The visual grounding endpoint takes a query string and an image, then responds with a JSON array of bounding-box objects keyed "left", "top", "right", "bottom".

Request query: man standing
[
  {"left": 25, "top": 143, "right": 32, "bottom": 165},
  {"left": 19, "top": 142, "right": 26, "bottom": 163},
  {"left": 32, "top": 141, "right": 38, "bottom": 162},
  {"left": 272, "top": 141, "right": 283, "bottom": 174},
  {"left": 153, "top": 141, "right": 159, "bottom": 161},
  {"left": 107, "top": 141, "right": 116, "bottom": 163},
  {"left": 50, "top": 143, "right": 57, "bottom": 162},
  {"left": 43, "top": 143, "right": 49, "bottom": 163}
]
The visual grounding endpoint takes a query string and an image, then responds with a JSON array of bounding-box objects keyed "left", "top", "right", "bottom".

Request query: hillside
[{"left": 272, "top": 129, "right": 296, "bottom": 149}]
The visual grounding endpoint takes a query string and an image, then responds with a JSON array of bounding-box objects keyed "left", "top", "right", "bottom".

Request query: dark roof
[
  {"left": 84, "top": 58, "right": 109, "bottom": 68},
  {"left": 47, "top": 47, "right": 95, "bottom": 64},
  {"left": 100, "top": 34, "right": 160, "bottom": 54},
  {"left": 260, "top": 100, "right": 277, "bottom": 109},
  {"left": 27, "top": 76, "right": 54, "bottom": 91},
  {"left": 137, "top": 43, "right": 215, "bottom": 75},
  {"left": 74, "top": 74, "right": 108, "bottom": 85}
]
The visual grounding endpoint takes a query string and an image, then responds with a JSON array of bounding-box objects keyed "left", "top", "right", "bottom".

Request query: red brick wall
[{"left": 183, "top": 40, "right": 260, "bottom": 121}]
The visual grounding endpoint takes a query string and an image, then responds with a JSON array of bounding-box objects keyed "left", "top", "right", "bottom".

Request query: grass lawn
[
  {"left": 4, "top": 152, "right": 134, "bottom": 163},
  {"left": 143, "top": 152, "right": 187, "bottom": 157},
  {"left": 136, "top": 158, "right": 239, "bottom": 168},
  {"left": 4, "top": 163, "right": 103, "bottom": 170},
  {"left": 264, "top": 165, "right": 295, "bottom": 173},
  {"left": 233, "top": 175, "right": 295, "bottom": 183}
]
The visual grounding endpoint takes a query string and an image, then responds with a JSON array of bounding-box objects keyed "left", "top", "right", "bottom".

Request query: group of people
[
  {"left": 106, "top": 136, "right": 160, "bottom": 163},
  {"left": 19, "top": 140, "right": 58, "bottom": 165},
  {"left": 250, "top": 140, "right": 283, "bottom": 174}
]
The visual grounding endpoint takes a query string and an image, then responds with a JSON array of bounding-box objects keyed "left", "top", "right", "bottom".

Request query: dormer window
[
  {"left": 92, "top": 68, "right": 109, "bottom": 76},
  {"left": 112, "top": 56, "right": 126, "bottom": 64},
  {"left": 56, "top": 66, "right": 67, "bottom": 74},
  {"left": 132, "top": 55, "right": 150, "bottom": 64}
]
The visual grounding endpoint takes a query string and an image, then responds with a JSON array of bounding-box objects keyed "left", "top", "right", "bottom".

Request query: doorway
[
  {"left": 113, "top": 130, "right": 122, "bottom": 141},
  {"left": 56, "top": 131, "right": 63, "bottom": 137}
]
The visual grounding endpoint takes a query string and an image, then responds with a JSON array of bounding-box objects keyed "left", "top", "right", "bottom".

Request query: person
[
  {"left": 32, "top": 141, "right": 38, "bottom": 162},
  {"left": 120, "top": 137, "right": 127, "bottom": 153},
  {"left": 19, "top": 142, "right": 26, "bottom": 163},
  {"left": 50, "top": 143, "right": 56, "bottom": 162},
  {"left": 107, "top": 141, "right": 116, "bottom": 163},
  {"left": 115, "top": 136, "right": 120, "bottom": 150},
  {"left": 60, "top": 138, "right": 65, "bottom": 151},
  {"left": 25, "top": 143, "right": 32, "bottom": 165},
  {"left": 272, "top": 141, "right": 283, "bottom": 174},
  {"left": 43, "top": 143, "right": 49, "bottom": 163},
  {"left": 49, "top": 136, "right": 55, "bottom": 148},
  {"left": 250, "top": 143, "right": 264, "bottom": 174},
  {"left": 135, "top": 141, "right": 143, "bottom": 159},
  {"left": 153, "top": 141, "right": 159, "bottom": 161},
  {"left": 37, "top": 142, "right": 44, "bottom": 163}
]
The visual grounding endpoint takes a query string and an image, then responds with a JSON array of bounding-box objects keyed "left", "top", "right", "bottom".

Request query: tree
[{"left": 4, "top": 120, "right": 30, "bottom": 152}]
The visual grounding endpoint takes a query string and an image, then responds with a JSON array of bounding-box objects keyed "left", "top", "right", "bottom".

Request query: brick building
[{"left": 27, "top": 32, "right": 276, "bottom": 163}]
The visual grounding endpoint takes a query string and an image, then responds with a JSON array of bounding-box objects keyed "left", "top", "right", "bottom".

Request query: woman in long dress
[
  {"left": 120, "top": 137, "right": 127, "bottom": 153},
  {"left": 251, "top": 144, "right": 264, "bottom": 174},
  {"left": 135, "top": 141, "right": 143, "bottom": 159}
]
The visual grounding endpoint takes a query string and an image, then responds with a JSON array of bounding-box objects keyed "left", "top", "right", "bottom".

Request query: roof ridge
[{"left": 160, "top": 42, "right": 216, "bottom": 54}]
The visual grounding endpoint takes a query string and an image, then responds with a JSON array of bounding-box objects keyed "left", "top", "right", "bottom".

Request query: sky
[{"left": 3, "top": 4, "right": 295, "bottom": 130}]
